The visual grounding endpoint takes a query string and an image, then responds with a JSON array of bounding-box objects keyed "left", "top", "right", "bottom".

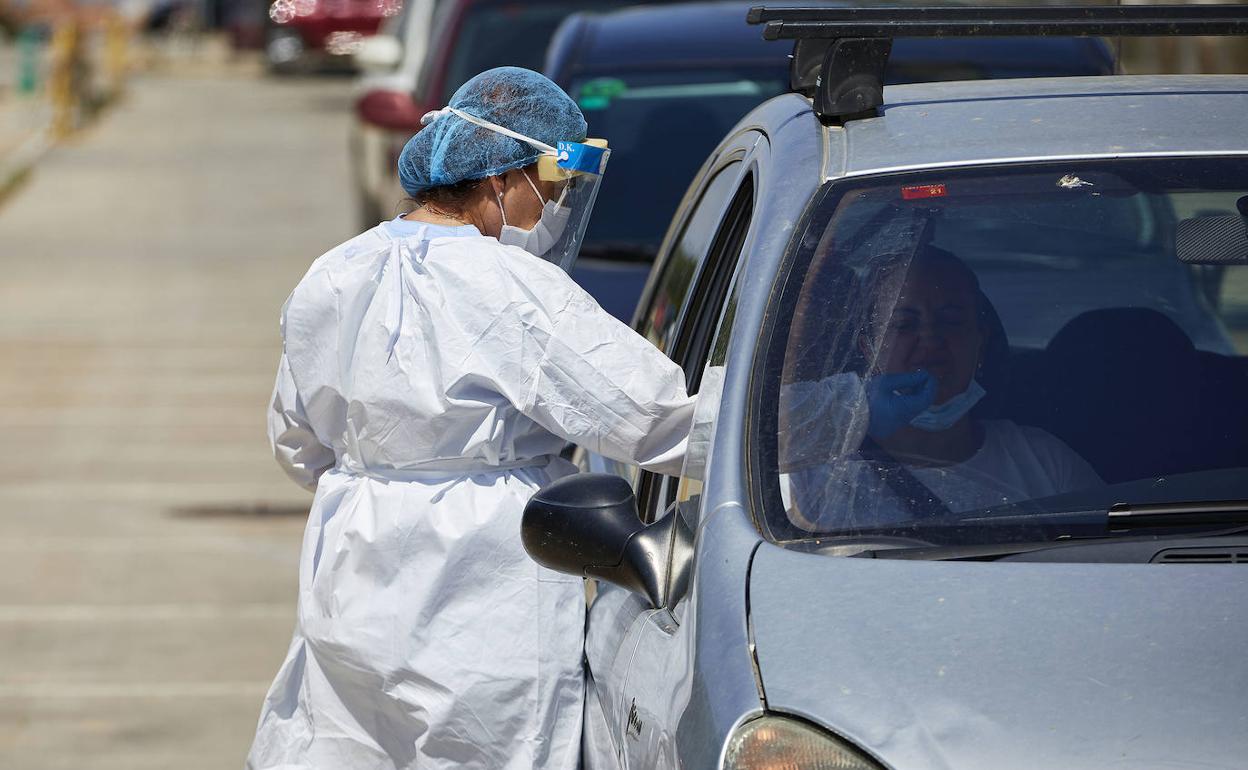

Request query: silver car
[{"left": 524, "top": 6, "right": 1248, "bottom": 769}]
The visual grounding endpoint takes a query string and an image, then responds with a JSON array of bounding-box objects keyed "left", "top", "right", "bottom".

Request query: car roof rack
[{"left": 746, "top": 4, "right": 1248, "bottom": 124}]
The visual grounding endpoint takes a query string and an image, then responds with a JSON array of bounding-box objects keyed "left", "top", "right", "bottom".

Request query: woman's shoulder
[
  {"left": 301, "top": 226, "right": 391, "bottom": 276},
  {"left": 981, "top": 419, "right": 1069, "bottom": 452},
  {"left": 431, "top": 234, "right": 568, "bottom": 275},
  {"left": 428, "top": 236, "right": 589, "bottom": 308},
  {"left": 983, "top": 419, "right": 1093, "bottom": 469}
]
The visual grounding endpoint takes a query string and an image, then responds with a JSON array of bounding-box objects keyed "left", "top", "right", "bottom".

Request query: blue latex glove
[{"left": 865, "top": 370, "right": 938, "bottom": 441}]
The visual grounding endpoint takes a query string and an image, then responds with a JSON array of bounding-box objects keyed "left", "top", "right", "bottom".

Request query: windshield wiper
[{"left": 1108, "top": 500, "right": 1248, "bottom": 529}]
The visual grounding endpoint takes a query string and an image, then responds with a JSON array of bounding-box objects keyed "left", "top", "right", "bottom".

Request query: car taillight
[{"left": 357, "top": 90, "right": 426, "bottom": 133}]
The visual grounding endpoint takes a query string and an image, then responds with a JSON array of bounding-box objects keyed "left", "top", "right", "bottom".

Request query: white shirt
[{"left": 786, "top": 419, "right": 1103, "bottom": 530}]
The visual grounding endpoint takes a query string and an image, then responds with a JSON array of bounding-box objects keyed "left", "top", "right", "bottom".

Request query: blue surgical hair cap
[{"left": 397, "top": 66, "right": 588, "bottom": 196}]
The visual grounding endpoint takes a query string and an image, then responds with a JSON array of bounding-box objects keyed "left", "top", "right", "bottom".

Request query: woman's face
[
  {"left": 493, "top": 167, "right": 564, "bottom": 231},
  {"left": 864, "top": 258, "right": 984, "bottom": 405}
]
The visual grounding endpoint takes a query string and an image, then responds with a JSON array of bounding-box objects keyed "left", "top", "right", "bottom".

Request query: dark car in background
[
  {"left": 545, "top": 1, "right": 1115, "bottom": 321},
  {"left": 265, "top": 0, "right": 402, "bottom": 74},
  {"left": 350, "top": 0, "right": 632, "bottom": 228}
]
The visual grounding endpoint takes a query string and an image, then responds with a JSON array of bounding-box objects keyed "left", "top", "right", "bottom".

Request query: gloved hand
[{"left": 865, "top": 370, "right": 938, "bottom": 441}]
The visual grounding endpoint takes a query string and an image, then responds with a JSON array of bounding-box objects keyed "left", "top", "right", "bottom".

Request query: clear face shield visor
[
  {"left": 427, "top": 106, "right": 610, "bottom": 271},
  {"left": 528, "top": 140, "right": 610, "bottom": 271}
]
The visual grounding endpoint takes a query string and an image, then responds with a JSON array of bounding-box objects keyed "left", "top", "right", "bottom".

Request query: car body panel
[
  {"left": 607, "top": 500, "right": 768, "bottom": 770},
  {"left": 750, "top": 544, "right": 1248, "bottom": 769},
  {"left": 837, "top": 75, "right": 1248, "bottom": 179}
]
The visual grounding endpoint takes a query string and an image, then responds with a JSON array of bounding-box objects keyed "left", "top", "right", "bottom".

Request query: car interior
[{"left": 774, "top": 168, "right": 1248, "bottom": 534}]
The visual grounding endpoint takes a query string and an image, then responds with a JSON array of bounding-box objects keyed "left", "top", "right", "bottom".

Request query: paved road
[{"left": 0, "top": 69, "right": 359, "bottom": 769}]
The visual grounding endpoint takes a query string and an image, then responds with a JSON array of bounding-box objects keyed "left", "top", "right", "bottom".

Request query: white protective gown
[{"left": 247, "top": 218, "right": 695, "bottom": 770}]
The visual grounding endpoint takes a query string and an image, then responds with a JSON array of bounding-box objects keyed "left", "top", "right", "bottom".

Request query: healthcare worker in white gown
[{"left": 246, "top": 68, "right": 694, "bottom": 769}]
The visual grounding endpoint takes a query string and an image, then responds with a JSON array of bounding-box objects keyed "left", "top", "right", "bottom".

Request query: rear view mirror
[
  {"left": 522, "top": 473, "right": 692, "bottom": 609},
  {"left": 1177, "top": 201, "right": 1248, "bottom": 266}
]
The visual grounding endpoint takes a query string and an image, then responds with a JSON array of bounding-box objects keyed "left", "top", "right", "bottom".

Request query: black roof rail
[{"left": 746, "top": 4, "right": 1248, "bottom": 123}]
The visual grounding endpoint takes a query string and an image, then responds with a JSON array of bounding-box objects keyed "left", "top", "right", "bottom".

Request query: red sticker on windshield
[{"left": 901, "top": 183, "right": 947, "bottom": 200}]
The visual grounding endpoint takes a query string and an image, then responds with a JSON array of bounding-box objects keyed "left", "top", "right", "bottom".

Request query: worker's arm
[{"left": 268, "top": 351, "right": 335, "bottom": 492}]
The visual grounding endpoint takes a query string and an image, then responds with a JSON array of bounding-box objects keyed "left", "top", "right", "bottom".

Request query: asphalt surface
[{"left": 0, "top": 68, "right": 358, "bottom": 768}]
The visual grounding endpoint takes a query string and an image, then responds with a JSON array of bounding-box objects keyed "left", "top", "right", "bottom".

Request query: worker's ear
[{"left": 487, "top": 173, "right": 508, "bottom": 199}]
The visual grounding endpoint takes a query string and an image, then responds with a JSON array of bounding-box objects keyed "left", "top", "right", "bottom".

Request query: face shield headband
[{"left": 421, "top": 107, "right": 610, "bottom": 270}]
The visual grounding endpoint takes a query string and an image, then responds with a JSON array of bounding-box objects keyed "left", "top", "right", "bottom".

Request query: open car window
[{"left": 756, "top": 157, "right": 1248, "bottom": 547}]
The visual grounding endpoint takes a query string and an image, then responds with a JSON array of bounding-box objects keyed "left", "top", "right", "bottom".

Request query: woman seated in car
[{"left": 783, "top": 245, "right": 1102, "bottom": 530}]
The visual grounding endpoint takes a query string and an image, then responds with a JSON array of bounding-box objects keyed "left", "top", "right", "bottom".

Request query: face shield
[
  {"left": 433, "top": 107, "right": 610, "bottom": 271},
  {"left": 531, "top": 140, "right": 610, "bottom": 271}
]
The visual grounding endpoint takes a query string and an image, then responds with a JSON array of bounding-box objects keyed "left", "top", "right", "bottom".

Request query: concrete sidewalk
[
  {"left": 0, "top": 68, "right": 357, "bottom": 769},
  {"left": 0, "top": 40, "right": 53, "bottom": 200}
]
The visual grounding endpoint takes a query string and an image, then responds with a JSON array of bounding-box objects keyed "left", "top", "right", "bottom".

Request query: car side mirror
[{"left": 522, "top": 473, "right": 693, "bottom": 609}]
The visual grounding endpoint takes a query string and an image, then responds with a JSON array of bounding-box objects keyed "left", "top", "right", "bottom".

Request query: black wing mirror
[{"left": 522, "top": 473, "right": 693, "bottom": 609}]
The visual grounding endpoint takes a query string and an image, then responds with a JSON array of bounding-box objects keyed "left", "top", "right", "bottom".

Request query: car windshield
[
  {"left": 758, "top": 157, "right": 1248, "bottom": 549},
  {"left": 439, "top": 1, "right": 621, "bottom": 105},
  {"left": 569, "top": 69, "right": 787, "bottom": 260}
]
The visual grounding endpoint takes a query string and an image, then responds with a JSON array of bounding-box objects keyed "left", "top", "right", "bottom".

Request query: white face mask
[
  {"left": 496, "top": 170, "right": 571, "bottom": 258},
  {"left": 909, "top": 379, "right": 986, "bottom": 432}
]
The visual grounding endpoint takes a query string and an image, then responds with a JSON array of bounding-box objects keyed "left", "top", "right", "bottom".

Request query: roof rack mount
[{"left": 746, "top": 5, "right": 1248, "bottom": 123}]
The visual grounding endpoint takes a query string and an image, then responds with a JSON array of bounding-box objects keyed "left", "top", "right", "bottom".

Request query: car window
[
  {"left": 671, "top": 177, "right": 754, "bottom": 513},
  {"left": 568, "top": 69, "right": 786, "bottom": 260},
  {"left": 756, "top": 157, "right": 1248, "bottom": 548},
  {"left": 675, "top": 177, "right": 753, "bottom": 393},
  {"left": 638, "top": 162, "right": 741, "bottom": 356},
  {"left": 439, "top": 1, "right": 625, "bottom": 105},
  {"left": 633, "top": 161, "right": 744, "bottom": 523},
  {"left": 639, "top": 171, "right": 755, "bottom": 524}
]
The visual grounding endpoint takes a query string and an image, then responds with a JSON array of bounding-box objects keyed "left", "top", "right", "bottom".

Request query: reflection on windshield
[{"left": 764, "top": 158, "right": 1248, "bottom": 547}]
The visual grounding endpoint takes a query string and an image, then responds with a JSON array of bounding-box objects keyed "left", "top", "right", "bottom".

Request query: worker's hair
[{"left": 407, "top": 176, "right": 485, "bottom": 212}]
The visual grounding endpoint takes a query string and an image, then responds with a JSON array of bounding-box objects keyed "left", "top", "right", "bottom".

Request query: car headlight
[{"left": 722, "top": 715, "right": 885, "bottom": 769}]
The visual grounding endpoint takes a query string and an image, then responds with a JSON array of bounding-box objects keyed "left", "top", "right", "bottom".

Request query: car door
[{"left": 582, "top": 131, "right": 764, "bottom": 770}]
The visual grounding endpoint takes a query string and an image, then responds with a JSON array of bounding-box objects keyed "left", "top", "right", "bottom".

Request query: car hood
[{"left": 749, "top": 543, "right": 1248, "bottom": 770}]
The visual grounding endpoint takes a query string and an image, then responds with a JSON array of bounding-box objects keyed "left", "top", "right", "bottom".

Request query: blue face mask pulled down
[{"left": 909, "top": 380, "right": 986, "bottom": 432}]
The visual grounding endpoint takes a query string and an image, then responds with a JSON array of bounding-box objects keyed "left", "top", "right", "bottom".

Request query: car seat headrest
[{"left": 1047, "top": 308, "right": 1195, "bottom": 361}]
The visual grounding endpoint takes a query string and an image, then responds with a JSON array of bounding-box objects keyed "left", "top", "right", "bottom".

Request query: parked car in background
[
  {"left": 265, "top": 0, "right": 401, "bottom": 74},
  {"left": 349, "top": 0, "right": 631, "bottom": 228},
  {"left": 522, "top": 6, "right": 1248, "bottom": 769},
  {"left": 545, "top": 1, "right": 1115, "bottom": 321},
  {"left": 349, "top": 0, "right": 443, "bottom": 225}
]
